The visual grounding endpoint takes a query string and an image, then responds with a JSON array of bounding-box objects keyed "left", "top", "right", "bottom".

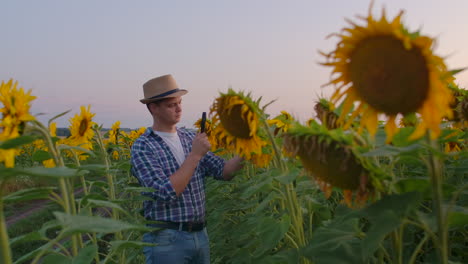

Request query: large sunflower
[
  {"left": 68, "top": 105, "right": 96, "bottom": 157},
  {"left": 210, "top": 89, "right": 270, "bottom": 167},
  {"left": 0, "top": 79, "right": 36, "bottom": 167},
  {"left": 322, "top": 6, "right": 454, "bottom": 142},
  {"left": 284, "top": 120, "right": 382, "bottom": 207}
]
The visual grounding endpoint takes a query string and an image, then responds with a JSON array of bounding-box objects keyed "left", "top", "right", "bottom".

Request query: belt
[{"left": 149, "top": 221, "right": 206, "bottom": 232}]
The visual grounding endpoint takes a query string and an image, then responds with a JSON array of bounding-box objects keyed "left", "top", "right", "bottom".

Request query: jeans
[{"left": 142, "top": 227, "right": 210, "bottom": 264}]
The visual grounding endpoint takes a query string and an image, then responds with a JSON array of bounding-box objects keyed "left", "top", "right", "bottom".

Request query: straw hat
[{"left": 140, "top": 74, "right": 188, "bottom": 104}]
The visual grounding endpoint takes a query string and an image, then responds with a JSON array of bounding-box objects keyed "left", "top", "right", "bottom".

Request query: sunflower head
[
  {"left": 314, "top": 98, "right": 339, "bottom": 130},
  {"left": 108, "top": 121, "right": 121, "bottom": 144},
  {"left": 322, "top": 5, "right": 454, "bottom": 142},
  {"left": 448, "top": 84, "right": 468, "bottom": 125},
  {"left": 194, "top": 117, "right": 225, "bottom": 151},
  {"left": 267, "top": 110, "right": 294, "bottom": 135},
  {"left": 284, "top": 121, "right": 378, "bottom": 207},
  {"left": 0, "top": 79, "right": 36, "bottom": 168},
  {"left": 210, "top": 88, "right": 270, "bottom": 167},
  {"left": 68, "top": 105, "right": 96, "bottom": 159}
]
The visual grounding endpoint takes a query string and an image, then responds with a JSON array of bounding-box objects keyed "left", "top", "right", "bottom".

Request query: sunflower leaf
[
  {"left": 449, "top": 67, "right": 467, "bottom": 76},
  {"left": 0, "top": 135, "right": 37, "bottom": 149},
  {"left": 48, "top": 109, "right": 71, "bottom": 126}
]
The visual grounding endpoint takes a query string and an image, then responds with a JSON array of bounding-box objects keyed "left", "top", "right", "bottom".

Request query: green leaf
[
  {"left": 42, "top": 253, "right": 72, "bottom": 264},
  {"left": 12, "top": 166, "right": 84, "bottom": 179},
  {"left": 48, "top": 109, "right": 71, "bottom": 126},
  {"left": 361, "top": 210, "right": 401, "bottom": 258},
  {"left": 395, "top": 178, "right": 431, "bottom": 198},
  {"left": 363, "top": 192, "right": 422, "bottom": 220},
  {"left": 108, "top": 240, "right": 154, "bottom": 254},
  {"left": 302, "top": 217, "right": 363, "bottom": 264},
  {"left": 449, "top": 67, "right": 467, "bottom": 76},
  {"left": 72, "top": 245, "right": 97, "bottom": 264},
  {"left": 124, "top": 186, "right": 156, "bottom": 193},
  {"left": 77, "top": 164, "right": 107, "bottom": 171},
  {"left": 362, "top": 144, "right": 420, "bottom": 157},
  {"left": 447, "top": 206, "right": 468, "bottom": 229},
  {"left": 10, "top": 231, "right": 44, "bottom": 247},
  {"left": 0, "top": 135, "right": 37, "bottom": 149},
  {"left": 83, "top": 199, "right": 128, "bottom": 215},
  {"left": 54, "top": 212, "right": 150, "bottom": 235},
  {"left": 358, "top": 192, "right": 422, "bottom": 258},
  {"left": 3, "top": 187, "right": 56, "bottom": 203},
  {"left": 253, "top": 214, "right": 290, "bottom": 257},
  {"left": 274, "top": 169, "right": 299, "bottom": 185},
  {"left": 57, "top": 144, "right": 96, "bottom": 157},
  {"left": 32, "top": 149, "right": 52, "bottom": 162},
  {"left": 253, "top": 192, "right": 277, "bottom": 214},
  {"left": 240, "top": 177, "right": 272, "bottom": 199}
]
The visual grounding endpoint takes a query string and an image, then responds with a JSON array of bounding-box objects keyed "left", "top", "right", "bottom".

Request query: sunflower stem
[
  {"left": 94, "top": 127, "right": 123, "bottom": 242},
  {"left": 70, "top": 150, "right": 88, "bottom": 196},
  {"left": 30, "top": 121, "right": 80, "bottom": 255},
  {"left": 426, "top": 135, "right": 448, "bottom": 264},
  {"left": 0, "top": 181, "right": 13, "bottom": 264},
  {"left": 262, "top": 119, "right": 309, "bottom": 263}
]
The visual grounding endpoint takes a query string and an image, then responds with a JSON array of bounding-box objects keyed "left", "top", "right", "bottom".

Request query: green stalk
[
  {"left": 94, "top": 128, "right": 123, "bottom": 246},
  {"left": 262, "top": 120, "right": 309, "bottom": 263},
  {"left": 30, "top": 121, "right": 79, "bottom": 255},
  {"left": 70, "top": 150, "right": 88, "bottom": 196},
  {"left": 409, "top": 233, "right": 429, "bottom": 264},
  {"left": 0, "top": 181, "right": 12, "bottom": 264},
  {"left": 427, "top": 136, "right": 448, "bottom": 264}
]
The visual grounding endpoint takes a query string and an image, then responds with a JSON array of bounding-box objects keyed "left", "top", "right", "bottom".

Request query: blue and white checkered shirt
[{"left": 130, "top": 127, "right": 225, "bottom": 222}]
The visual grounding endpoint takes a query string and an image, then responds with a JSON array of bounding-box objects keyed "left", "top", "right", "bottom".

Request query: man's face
[{"left": 152, "top": 97, "right": 183, "bottom": 125}]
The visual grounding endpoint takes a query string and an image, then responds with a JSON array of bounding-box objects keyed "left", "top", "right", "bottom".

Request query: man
[{"left": 131, "top": 74, "right": 243, "bottom": 264}]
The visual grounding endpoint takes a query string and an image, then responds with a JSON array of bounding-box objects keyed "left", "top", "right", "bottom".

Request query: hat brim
[{"left": 140, "top": 90, "right": 188, "bottom": 104}]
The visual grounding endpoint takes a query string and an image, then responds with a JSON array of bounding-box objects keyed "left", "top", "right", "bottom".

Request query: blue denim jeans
[{"left": 142, "top": 227, "right": 210, "bottom": 264}]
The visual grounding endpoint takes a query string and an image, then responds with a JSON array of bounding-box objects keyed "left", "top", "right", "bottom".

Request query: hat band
[{"left": 148, "top": 88, "right": 181, "bottom": 100}]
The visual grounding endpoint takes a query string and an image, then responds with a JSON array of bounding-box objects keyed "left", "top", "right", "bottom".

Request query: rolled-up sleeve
[
  {"left": 131, "top": 140, "right": 177, "bottom": 202},
  {"left": 201, "top": 151, "right": 226, "bottom": 180}
]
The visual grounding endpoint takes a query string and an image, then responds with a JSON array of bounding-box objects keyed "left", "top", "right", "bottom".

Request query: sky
[{"left": 2, "top": 0, "right": 468, "bottom": 129}]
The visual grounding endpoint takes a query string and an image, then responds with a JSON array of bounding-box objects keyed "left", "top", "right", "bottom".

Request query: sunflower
[
  {"left": 284, "top": 120, "right": 380, "bottom": 207},
  {"left": 68, "top": 105, "right": 96, "bottom": 159},
  {"left": 120, "top": 127, "right": 146, "bottom": 152},
  {"left": 314, "top": 98, "right": 339, "bottom": 130},
  {"left": 448, "top": 84, "right": 468, "bottom": 129},
  {"left": 210, "top": 89, "right": 270, "bottom": 167},
  {"left": 194, "top": 117, "right": 224, "bottom": 151},
  {"left": 106, "top": 121, "right": 121, "bottom": 160},
  {"left": 108, "top": 121, "right": 121, "bottom": 144},
  {"left": 267, "top": 110, "right": 294, "bottom": 135},
  {"left": 0, "top": 79, "right": 36, "bottom": 168},
  {"left": 322, "top": 5, "right": 454, "bottom": 142}
]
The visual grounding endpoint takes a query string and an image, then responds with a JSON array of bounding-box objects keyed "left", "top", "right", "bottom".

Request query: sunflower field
[{"left": 1, "top": 5, "right": 468, "bottom": 264}]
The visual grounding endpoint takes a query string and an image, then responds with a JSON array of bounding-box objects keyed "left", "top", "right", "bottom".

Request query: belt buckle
[{"left": 187, "top": 222, "right": 193, "bottom": 232}]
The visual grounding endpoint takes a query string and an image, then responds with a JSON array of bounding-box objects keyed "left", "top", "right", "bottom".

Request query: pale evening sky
[{"left": 2, "top": 0, "right": 467, "bottom": 129}]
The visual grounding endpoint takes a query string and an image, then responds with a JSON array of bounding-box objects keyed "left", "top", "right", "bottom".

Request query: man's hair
[{"left": 146, "top": 98, "right": 171, "bottom": 114}]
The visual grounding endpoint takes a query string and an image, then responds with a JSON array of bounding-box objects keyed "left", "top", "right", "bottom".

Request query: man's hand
[
  {"left": 190, "top": 133, "right": 211, "bottom": 158},
  {"left": 170, "top": 133, "right": 211, "bottom": 196}
]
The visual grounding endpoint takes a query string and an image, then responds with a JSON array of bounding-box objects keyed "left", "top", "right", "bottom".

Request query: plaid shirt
[{"left": 130, "top": 127, "right": 225, "bottom": 222}]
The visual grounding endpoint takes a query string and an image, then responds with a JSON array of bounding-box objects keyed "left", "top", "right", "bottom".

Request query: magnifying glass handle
[{"left": 200, "top": 112, "right": 206, "bottom": 133}]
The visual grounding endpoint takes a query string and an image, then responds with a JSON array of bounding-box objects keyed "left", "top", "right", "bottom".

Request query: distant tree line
[{"left": 55, "top": 127, "right": 134, "bottom": 138}]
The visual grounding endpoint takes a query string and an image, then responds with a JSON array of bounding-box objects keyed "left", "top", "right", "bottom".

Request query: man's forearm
[{"left": 170, "top": 153, "right": 202, "bottom": 195}]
